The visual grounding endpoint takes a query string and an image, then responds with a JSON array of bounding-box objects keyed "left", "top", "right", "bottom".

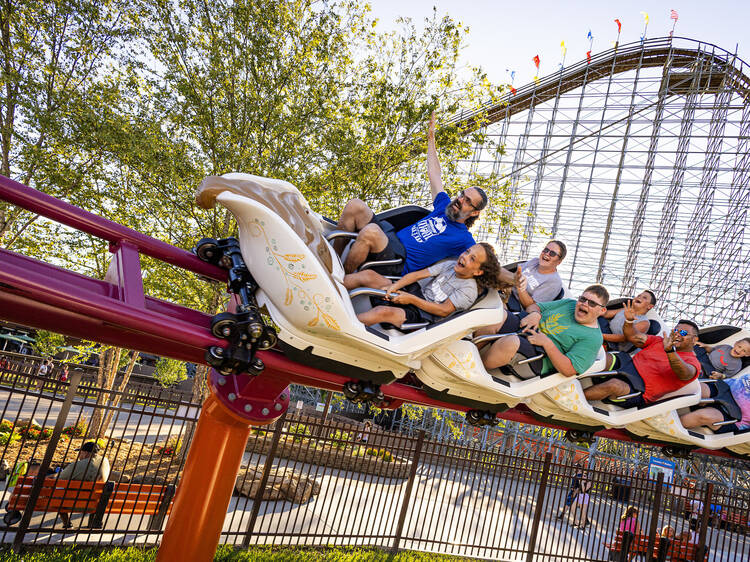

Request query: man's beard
[{"left": 446, "top": 199, "right": 460, "bottom": 221}]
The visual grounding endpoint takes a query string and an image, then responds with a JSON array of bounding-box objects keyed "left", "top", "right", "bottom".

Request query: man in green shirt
[{"left": 479, "top": 284, "right": 608, "bottom": 377}]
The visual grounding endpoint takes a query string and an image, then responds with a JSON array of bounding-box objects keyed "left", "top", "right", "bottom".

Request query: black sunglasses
[
  {"left": 578, "top": 295, "right": 604, "bottom": 308},
  {"left": 542, "top": 247, "right": 560, "bottom": 258}
]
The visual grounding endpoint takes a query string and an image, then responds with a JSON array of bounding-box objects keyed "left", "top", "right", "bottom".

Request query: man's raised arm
[{"left": 427, "top": 112, "right": 445, "bottom": 200}]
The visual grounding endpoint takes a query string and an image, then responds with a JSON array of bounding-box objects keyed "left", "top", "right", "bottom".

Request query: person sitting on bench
[
  {"left": 679, "top": 373, "right": 750, "bottom": 432},
  {"left": 476, "top": 284, "right": 609, "bottom": 377},
  {"left": 56, "top": 441, "right": 110, "bottom": 528},
  {"left": 584, "top": 304, "right": 701, "bottom": 407},
  {"left": 343, "top": 242, "right": 504, "bottom": 328}
]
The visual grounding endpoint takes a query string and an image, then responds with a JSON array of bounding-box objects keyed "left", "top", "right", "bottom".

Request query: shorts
[
  {"left": 514, "top": 334, "right": 546, "bottom": 377},
  {"left": 608, "top": 352, "right": 647, "bottom": 408},
  {"left": 371, "top": 283, "right": 433, "bottom": 325},
  {"left": 365, "top": 216, "right": 407, "bottom": 276},
  {"left": 497, "top": 310, "right": 528, "bottom": 334},
  {"left": 705, "top": 380, "right": 741, "bottom": 433}
]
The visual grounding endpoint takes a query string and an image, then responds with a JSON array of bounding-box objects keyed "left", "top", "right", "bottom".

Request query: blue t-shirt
[{"left": 396, "top": 192, "right": 476, "bottom": 274}]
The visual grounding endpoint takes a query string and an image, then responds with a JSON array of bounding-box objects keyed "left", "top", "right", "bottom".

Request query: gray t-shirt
[
  {"left": 709, "top": 344, "right": 743, "bottom": 377},
  {"left": 609, "top": 310, "right": 650, "bottom": 352},
  {"left": 57, "top": 455, "right": 111, "bottom": 482},
  {"left": 512, "top": 258, "right": 563, "bottom": 303},
  {"left": 419, "top": 260, "right": 478, "bottom": 312}
]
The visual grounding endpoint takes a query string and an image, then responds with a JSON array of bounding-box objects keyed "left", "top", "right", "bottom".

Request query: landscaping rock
[{"left": 234, "top": 466, "right": 320, "bottom": 504}]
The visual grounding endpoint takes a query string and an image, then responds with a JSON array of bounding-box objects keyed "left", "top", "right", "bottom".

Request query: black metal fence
[{"left": 0, "top": 355, "right": 748, "bottom": 560}]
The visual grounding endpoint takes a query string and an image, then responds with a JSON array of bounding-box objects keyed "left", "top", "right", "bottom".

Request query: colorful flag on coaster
[
  {"left": 587, "top": 30, "right": 593, "bottom": 41},
  {"left": 533, "top": 75, "right": 540, "bottom": 85},
  {"left": 533, "top": 55, "right": 540, "bottom": 69},
  {"left": 560, "top": 41, "right": 567, "bottom": 56},
  {"left": 671, "top": 9, "right": 679, "bottom": 21},
  {"left": 511, "top": 70, "right": 516, "bottom": 81},
  {"left": 586, "top": 51, "right": 592, "bottom": 64},
  {"left": 510, "top": 86, "right": 517, "bottom": 95},
  {"left": 641, "top": 11, "right": 649, "bottom": 24},
  {"left": 614, "top": 19, "right": 622, "bottom": 33}
]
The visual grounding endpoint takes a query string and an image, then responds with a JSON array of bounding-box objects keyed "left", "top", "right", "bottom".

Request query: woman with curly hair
[{"left": 344, "top": 242, "right": 504, "bottom": 328}]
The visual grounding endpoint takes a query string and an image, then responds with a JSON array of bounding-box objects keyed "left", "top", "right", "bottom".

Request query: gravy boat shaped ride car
[
  {"left": 625, "top": 326, "right": 750, "bottom": 452},
  {"left": 196, "top": 173, "right": 505, "bottom": 386}
]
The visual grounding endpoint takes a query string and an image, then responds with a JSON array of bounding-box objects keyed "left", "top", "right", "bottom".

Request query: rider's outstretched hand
[{"left": 622, "top": 299, "right": 636, "bottom": 322}]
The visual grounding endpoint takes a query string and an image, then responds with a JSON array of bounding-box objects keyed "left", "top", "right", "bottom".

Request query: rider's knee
[
  {"left": 357, "top": 223, "right": 386, "bottom": 247},
  {"left": 341, "top": 199, "right": 370, "bottom": 220}
]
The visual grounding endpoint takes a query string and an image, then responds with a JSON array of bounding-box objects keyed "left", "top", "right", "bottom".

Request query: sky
[{"left": 368, "top": 1, "right": 750, "bottom": 89}]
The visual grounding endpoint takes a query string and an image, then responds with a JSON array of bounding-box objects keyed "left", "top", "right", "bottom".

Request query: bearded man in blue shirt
[{"left": 333, "top": 113, "right": 493, "bottom": 277}]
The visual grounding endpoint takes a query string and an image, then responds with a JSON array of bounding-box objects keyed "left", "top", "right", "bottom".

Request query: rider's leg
[
  {"left": 480, "top": 334, "right": 521, "bottom": 370},
  {"left": 357, "top": 306, "right": 407, "bottom": 327},
  {"left": 343, "top": 269, "right": 393, "bottom": 290},
  {"left": 334, "top": 199, "right": 375, "bottom": 255},
  {"left": 344, "top": 223, "right": 389, "bottom": 274},
  {"left": 583, "top": 378, "right": 630, "bottom": 401},
  {"left": 679, "top": 407, "right": 723, "bottom": 429}
]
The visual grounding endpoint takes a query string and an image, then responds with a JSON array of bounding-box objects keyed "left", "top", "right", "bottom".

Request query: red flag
[
  {"left": 614, "top": 19, "right": 621, "bottom": 33},
  {"left": 510, "top": 86, "right": 517, "bottom": 96},
  {"left": 671, "top": 9, "right": 679, "bottom": 21},
  {"left": 533, "top": 55, "right": 540, "bottom": 69},
  {"left": 586, "top": 51, "right": 592, "bottom": 64}
]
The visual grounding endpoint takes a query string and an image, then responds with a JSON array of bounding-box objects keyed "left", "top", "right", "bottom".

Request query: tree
[
  {"left": 0, "top": 0, "right": 142, "bottom": 252},
  {"left": 154, "top": 357, "right": 186, "bottom": 388},
  {"left": 33, "top": 330, "right": 65, "bottom": 358}
]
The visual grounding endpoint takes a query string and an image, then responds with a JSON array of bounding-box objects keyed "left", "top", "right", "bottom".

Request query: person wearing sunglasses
[
  {"left": 509, "top": 241, "right": 567, "bottom": 313},
  {"left": 478, "top": 284, "right": 609, "bottom": 378},
  {"left": 332, "top": 112, "right": 497, "bottom": 278},
  {"left": 583, "top": 303, "right": 701, "bottom": 408}
]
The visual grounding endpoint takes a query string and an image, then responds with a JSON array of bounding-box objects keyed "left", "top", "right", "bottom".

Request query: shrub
[
  {"left": 288, "top": 423, "right": 310, "bottom": 443},
  {"left": 62, "top": 420, "right": 87, "bottom": 437},
  {"left": 330, "top": 430, "right": 351, "bottom": 450},
  {"left": 0, "top": 431, "right": 20, "bottom": 446},
  {"left": 364, "top": 448, "right": 393, "bottom": 462},
  {"left": 20, "top": 427, "right": 40, "bottom": 440},
  {"left": 250, "top": 428, "right": 267, "bottom": 437},
  {"left": 39, "top": 428, "right": 53, "bottom": 440},
  {"left": 158, "top": 435, "right": 183, "bottom": 456},
  {"left": 0, "top": 419, "right": 14, "bottom": 433}
]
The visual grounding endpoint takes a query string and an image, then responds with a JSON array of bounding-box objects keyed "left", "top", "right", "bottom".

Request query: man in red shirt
[{"left": 584, "top": 300, "right": 700, "bottom": 407}]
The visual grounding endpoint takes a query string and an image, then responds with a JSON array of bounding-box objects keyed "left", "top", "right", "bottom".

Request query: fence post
[
  {"left": 391, "top": 429, "right": 425, "bottom": 553},
  {"left": 646, "top": 472, "right": 665, "bottom": 560},
  {"left": 525, "top": 452, "right": 552, "bottom": 562},
  {"left": 242, "top": 411, "right": 286, "bottom": 548},
  {"left": 12, "top": 368, "right": 83, "bottom": 551},
  {"left": 695, "top": 483, "right": 713, "bottom": 562}
]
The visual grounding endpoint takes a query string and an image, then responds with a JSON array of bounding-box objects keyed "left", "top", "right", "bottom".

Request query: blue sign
[{"left": 648, "top": 457, "right": 676, "bottom": 485}]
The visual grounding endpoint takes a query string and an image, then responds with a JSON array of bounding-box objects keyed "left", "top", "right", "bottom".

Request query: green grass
[{"left": 0, "top": 545, "right": 480, "bottom": 561}]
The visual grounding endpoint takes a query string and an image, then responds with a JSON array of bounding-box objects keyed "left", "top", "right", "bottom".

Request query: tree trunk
[
  {"left": 86, "top": 347, "right": 121, "bottom": 439},
  {"left": 97, "top": 351, "right": 139, "bottom": 439}
]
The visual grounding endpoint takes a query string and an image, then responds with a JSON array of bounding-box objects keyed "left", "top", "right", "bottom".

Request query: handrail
[{"left": 0, "top": 175, "right": 227, "bottom": 282}]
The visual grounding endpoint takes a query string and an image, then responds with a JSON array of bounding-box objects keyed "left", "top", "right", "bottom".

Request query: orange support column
[{"left": 157, "top": 370, "right": 289, "bottom": 562}]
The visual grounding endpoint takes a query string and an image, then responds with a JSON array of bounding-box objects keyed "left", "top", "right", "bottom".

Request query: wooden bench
[
  {"left": 605, "top": 530, "right": 708, "bottom": 561},
  {"left": 3, "top": 476, "right": 175, "bottom": 530}
]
